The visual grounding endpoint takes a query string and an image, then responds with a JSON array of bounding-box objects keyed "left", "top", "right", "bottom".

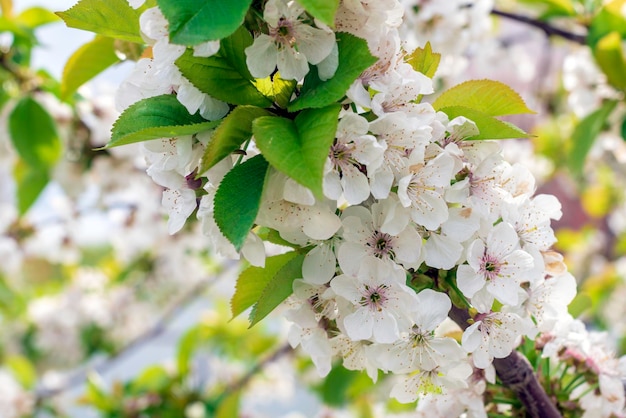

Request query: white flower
[
  {"left": 456, "top": 222, "right": 534, "bottom": 310},
  {"left": 390, "top": 359, "right": 473, "bottom": 402},
  {"left": 245, "top": 0, "right": 336, "bottom": 81},
  {"left": 330, "top": 258, "right": 416, "bottom": 343},
  {"left": 462, "top": 311, "right": 530, "bottom": 369}
]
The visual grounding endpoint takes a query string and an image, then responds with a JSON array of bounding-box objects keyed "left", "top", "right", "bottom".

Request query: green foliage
[
  {"left": 5, "top": 355, "right": 36, "bottom": 389},
  {"left": 255, "top": 72, "right": 297, "bottom": 109},
  {"left": 199, "top": 106, "right": 272, "bottom": 174},
  {"left": 13, "top": 159, "right": 49, "bottom": 215},
  {"left": 316, "top": 365, "right": 363, "bottom": 406},
  {"left": 288, "top": 32, "right": 377, "bottom": 111},
  {"left": 56, "top": 0, "right": 145, "bottom": 43},
  {"left": 15, "top": 6, "right": 59, "bottom": 28},
  {"left": 593, "top": 31, "right": 626, "bottom": 91},
  {"left": 568, "top": 99, "right": 617, "bottom": 176},
  {"left": 61, "top": 36, "right": 120, "bottom": 101},
  {"left": 406, "top": 41, "right": 441, "bottom": 78},
  {"left": 249, "top": 252, "right": 305, "bottom": 326},
  {"left": 253, "top": 104, "right": 341, "bottom": 198},
  {"left": 108, "top": 94, "right": 220, "bottom": 148},
  {"left": 213, "top": 154, "right": 269, "bottom": 251},
  {"left": 176, "top": 26, "right": 272, "bottom": 107},
  {"left": 297, "top": 0, "right": 340, "bottom": 27},
  {"left": 433, "top": 79, "right": 535, "bottom": 117},
  {"left": 157, "top": 0, "right": 253, "bottom": 45},
  {"left": 517, "top": 0, "right": 576, "bottom": 18},
  {"left": 587, "top": 0, "right": 626, "bottom": 47},
  {"left": 436, "top": 106, "right": 530, "bottom": 140},
  {"left": 231, "top": 252, "right": 300, "bottom": 319},
  {"left": 215, "top": 390, "right": 241, "bottom": 418}
]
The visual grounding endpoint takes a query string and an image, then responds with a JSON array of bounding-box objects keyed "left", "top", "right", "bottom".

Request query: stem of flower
[
  {"left": 490, "top": 8, "right": 587, "bottom": 44},
  {"left": 449, "top": 306, "right": 563, "bottom": 418}
]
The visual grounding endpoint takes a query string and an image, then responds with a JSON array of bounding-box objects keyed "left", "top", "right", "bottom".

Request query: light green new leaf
[
  {"left": 14, "top": 163, "right": 48, "bottom": 215},
  {"left": 593, "top": 32, "right": 626, "bottom": 91},
  {"left": 438, "top": 106, "right": 530, "bottom": 140},
  {"left": 16, "top": 6, "right": 59, "bottom": 28},
  {"left": 588, "top": 0, "right": 626, "bottom": 47},
  {"left": 213, "top": 154, "right": 269, "bottom": 250},
  {"left": 199, "top": 106, "right": 272, "bottom": 174},
  {"left": 255, "top": 72, "right": 297, "bottom": 109},
  {"left": 176, "top": 27, "right": 272, "bottom": 107},
  {"left": 6, "top": 355, "right": 37, "bottom": 389},
  {"left": 56, "top": 0, "right": 144, "bottom": 43},
  {"left": 9, "top": 96, "right": 61, "bottom": 170},
  {"left": 108, "top": 94, "right": 220, "bottom": 148},
  {"left": 249, "top": 252, "right": 305, "bottom": 327},
  {"left": 157, "top": 0, "right": 252, "bottom": 45},
  {"left": 253, "top": 104, "right": 341, "bottom": 198},
  {"left": 568, "top": 100, "right": 618, "bottom": 176},
  {"left": 288, "top": 32, "right": 377, "bottom": 111},
  {"left": 231, "top": 252, "right": 300, "bottom": 319},
  {"left": 433, "top": 80, "right": 535, "bottom": 116},
  {"left": 216, "top": 390, "right": 241, "bottom": 418},
  {"left": 61, "top": 36, "right": 120, "bottom": 101},
  {"left": 297, "top": 0, "right": 339, "bottom": 27},
  {"left": 406, "top": 41, "right": 440, "bottom": 78}
]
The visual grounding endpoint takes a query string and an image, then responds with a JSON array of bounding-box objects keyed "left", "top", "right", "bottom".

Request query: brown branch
[
  {"left": 491, "top": 8, "right": 587, "bottom": 45},
  {"left": 449, "top": 305, "right": 562, "bottom": 418}
]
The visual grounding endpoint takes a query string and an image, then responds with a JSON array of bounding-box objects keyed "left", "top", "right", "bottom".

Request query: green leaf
[
  {"left": 231, "top": 252, "right": 300, "bottom": 319},
  {"left": 130, "top": 366, "right": 171, "bottom": 393},
  {"left": 14, "top": 165, "right": 48, "bottom": 215},
  {"left": 288, "top": 32, "right": 376, "bottom": 111},
  {"left": 56, "top": 0, "right": 144, "bottom": 43},
  {"left": 157, "top": 0, "right": 252, "bottom": 45},
  {"left": 517, "top": 0, "right": 576, "bottom": 18},
  {"left": 593, "top": 31, "right": 626, "bottom": 91},
  {"left": 317, "top": 365, "right": 361, "bottom": 407},
  {"left": 8, "top": 97, "right": 61, "bottom": 170},
  {"left": 5, "top": 355, "right": 37, "bottom": 389},
  {"left": 216, "top": 390, "right": 240, "bottom": 418},
  {"left": 621, "top": 116, "right": 626, "bottom": 141},
  {"left": 253, "top": 104, "right": 341, "bottom": 198},
  {"left": 433, "top": 80, "right": 535, "bottom": 116},
  {"left": 297, "top": 0, "right": 339, "bottom": 27},
  {"left": 568, "top": 100, "right": 618, "bottom": 176},
  {"left": 176, "top": 27, "right": 272, "bottom": 107},
  {"left": 16, "top": 6, "right": 59, "bottom": 28},
  {"left": 108, "top": 94, "right": 220, "bottom": 148},
  {"left": 214, "top": 154, "right": 269, "bottom": 250},
  {"left": 438, "top": 106, "right": 531, "bottom": 140},
  {"left": 255, "top": 72, "right": 297, "bottom": 109},
  {"left": 406, "top": 41, "right": 441, "bottom": 78},
  {"left": 588, "top": 0, "right": 626, "bottom": 47},
  {"left": 199, "top": 106, "right": 272, "bottom": 174},
  {"left": 249, "top": 252, "right": 305, "bottom": 327},
  {"left": 61, "top": 36, "right": 120, "bottom": 101}
]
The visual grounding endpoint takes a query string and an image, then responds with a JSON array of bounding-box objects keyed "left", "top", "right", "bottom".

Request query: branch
[
  {"left": 449, "top": 306, "right": 562, "bottom": 418},
  {"left": 491, "top": 8, "right": 587, "bottom": 45},
  {"left": 34, "top": 263, "right": 236, "bottom": 401}
]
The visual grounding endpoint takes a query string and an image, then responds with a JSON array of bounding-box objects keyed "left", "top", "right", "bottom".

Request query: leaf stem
[{"left": 490, "top": 8, "right": 587, "bottom": 44}]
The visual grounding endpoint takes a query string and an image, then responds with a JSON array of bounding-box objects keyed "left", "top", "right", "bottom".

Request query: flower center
[
  {"left": 366, "top": 230, "right": 396, "bottom": 259},
  {"left": 480, "top": 253, "right": 501, "bottom": 281},
  {"left": 360, "top": 284, "right": 389, "bottom": 311}
]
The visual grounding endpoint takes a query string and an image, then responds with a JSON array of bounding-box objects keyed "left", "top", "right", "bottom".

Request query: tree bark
[{"left": 449, "top": 305, "right": 562, "bottom": 418}]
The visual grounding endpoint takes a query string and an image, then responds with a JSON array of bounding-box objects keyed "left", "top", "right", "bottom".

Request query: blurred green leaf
[
  {"left": 568, "top": 99, "right": 617, "bottom": 176},
  {"left": 5, "top": 355, "right": 36, "bottom": 389},
  {"left": 593, "top": 31, "right": 626, "bottom": 91},
  {"left": 130, "top": 365, "right": 171, "bottom": 393},
  {"left": 15, "top": 6, "right": 59, "bottom": 28},
  {"left": 297, "top": 0, "right": 339, "bottom": 27},
  {"left": 13, "top": 162, "right": 48, "bottom": 215},
  {"left": 588, "top": 0, "right": 626, "bottom": 46},
  {"left": 216, "top": 390, "right": 240, "bottom": 418}
]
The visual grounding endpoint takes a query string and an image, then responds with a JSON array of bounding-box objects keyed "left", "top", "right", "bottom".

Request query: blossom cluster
[{"left": 116, "top": 0, "right": 626, "bottom": 415}]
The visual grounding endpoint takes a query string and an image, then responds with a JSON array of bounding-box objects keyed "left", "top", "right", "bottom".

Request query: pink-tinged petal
[
  {"left": 456, "top": 265, "right": 485, "bottom": 299},
  {"left": 277, "top": 46, "right": 310, "bottom": 81},
  {"left": 466, "top": 239, "right": 485, "bottom": 271},
  {"left": 343, "top": 308, "right": 374, "bottom": 341}
]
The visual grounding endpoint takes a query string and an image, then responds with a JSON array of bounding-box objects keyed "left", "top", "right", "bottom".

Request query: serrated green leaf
[
  {"left": 288, "top": 32, "right": 376, "bottom": 111},
  {"left": 199, "top": 106, "right": 272, "bottom": 174},
  {"left": 176, "top": 27, "right": 271, "bottom": 107},
  {"left": 56, "top": 0, "right": 143, "bottom": 43},
  {"left": 108, "top": 94, "right": 220, "bottom": 148},
  {"left": 61, "top": 36, "right": 120, "bottom": 101},
  {"left": 406, "top": 41, "right": 440, "bottom": 78},
  {"left": 214, "top": 154, "right": 269, "bottom": 250},
  {"left": 433, "top": 80, "right": 535, "bottom": 116},
  {"left": 9, "top": 97, "right": 60, "bottom": 170},
  {"left": 249, "top": 252, "right": 305, "bottom": 326},
  {"left": 253, "top": 104, "right": 340, "bottom": 198},
  {"left": 593, "top": 31, "right": 626, "bottom": 91},
  {"left": 438, "top": 106, "right": 531, "bottom": 140},
  {"left": 16, "top": 6, "right": 59, "bottom": 28},
  {"left": 157, "top": 0, "right": 252, "bottom": 45},
  {"left": 255, "top": 72, "right": 297, "bottom": 109},
  {"left": 297, "top": 0, "right": 339, "bottom": 27},
  {"left": 568, "top": 100, "right": 618, "bottom": 176},
  {"left": 231, "top": 252, "right": 300, "bottom": 319},
  {"left": 5, "top": 355, "right": 36, "bottom": 389}
]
